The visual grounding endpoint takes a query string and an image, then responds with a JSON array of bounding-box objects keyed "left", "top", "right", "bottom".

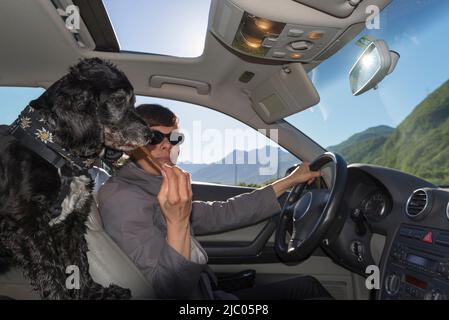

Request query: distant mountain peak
[{"left": 328, "top": 125, "right": 394, "bottom": 151}]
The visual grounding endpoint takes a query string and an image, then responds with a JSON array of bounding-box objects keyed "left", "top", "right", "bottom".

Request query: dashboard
[{"left": 322, "top": 164, "right": 449, "bottom": 300}]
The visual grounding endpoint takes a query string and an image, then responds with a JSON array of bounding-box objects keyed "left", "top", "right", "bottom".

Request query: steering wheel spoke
[
  {"left": 288, "top": 238, "right": 304, "bottom": 253},
  {"left": 275, "top": 152, "right": 348, "bottom": 261}
]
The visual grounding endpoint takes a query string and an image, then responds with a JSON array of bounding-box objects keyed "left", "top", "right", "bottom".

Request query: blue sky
[
  {"left": 1, "top": 0, "right": 448, "bottom": 162},
  {"left": 0, "top": 87, "right": 44, "bottom": 125},
  {"left": 103, "top": 0, "right": 211, "bottom": 57}
]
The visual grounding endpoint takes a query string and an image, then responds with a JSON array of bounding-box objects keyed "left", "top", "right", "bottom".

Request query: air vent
[
  {"left": 446, "top": 202, "right": 449, "bottom": 221},
  {"left": 406, "top": 189, "right": 432, "bottom": 220}
]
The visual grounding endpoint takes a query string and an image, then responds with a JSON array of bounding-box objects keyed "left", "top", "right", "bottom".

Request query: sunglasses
[{"left": 149, "top": 130, "right": 185, "bottom": 146}]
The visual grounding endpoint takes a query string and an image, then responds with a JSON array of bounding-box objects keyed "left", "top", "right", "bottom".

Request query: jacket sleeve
[
  {"left": 98, "top": 182, "right": 207, "bottom": 299},
  {"left": 190, "top": 185, "right": 282, "bottom": 235}
]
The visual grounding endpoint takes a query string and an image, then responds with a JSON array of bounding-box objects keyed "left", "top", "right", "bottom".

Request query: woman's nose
[{"left": 159, "top": 138, "right": 172, "bottom": 150}]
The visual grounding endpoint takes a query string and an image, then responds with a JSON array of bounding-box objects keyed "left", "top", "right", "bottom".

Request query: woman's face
[{"left": 146, "top": 123, "right": 180, "bottom": 166}]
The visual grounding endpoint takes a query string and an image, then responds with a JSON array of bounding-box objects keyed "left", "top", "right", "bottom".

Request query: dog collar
[{"left": 9, "top": 105, "right": 97, "bottom": 170}]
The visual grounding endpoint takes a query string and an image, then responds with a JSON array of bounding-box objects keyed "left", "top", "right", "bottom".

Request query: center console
[{"left": 381, "top": 225, "right": 449, "bottom": 300}]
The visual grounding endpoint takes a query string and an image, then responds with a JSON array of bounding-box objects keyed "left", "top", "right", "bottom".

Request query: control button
[
  {"left": 308, "top": 31, "right": 324, "bottom": 40},
  {"left": 272, "top": 51, "right": 286, "bottom": 58},
  {"left": 414, "top": 231, "right": 425, "bottom": 240},
  {"left": 287, "top": 28, "right": 304, "bottom": 37},
  {"left": 391, "top": 248, "right": 397, "bottom": 259},
  {"left": 423, "top": 231, "right": 433, "bottom": 244},
  {"left": 290, "top": 53, "right": 302, "bottom": 59},
  {"left": 401, "top": 251, "right": 407, "bottom": 261},
  {"left": 433, "top": 290, "right": 446, "bottom": 300},
  {"left": 436, "top": 239, "right": 449, "bottom": 247},
  {"left": 289, "top": 40, "right": 313, "bottom": 51},
  {"left": 351, "top": 241, "right": 365, "bottom": 262},
  {"left": 425, "top": 289, "right": 446, "bottom": 300},
  {"left": 262, "top": 37, "right": 278, "bottom": 48},
  {"left": 438, "top": 263, "right": 449, "bottom": 276},
  {"left": 435, "top": 234, "right": 449, "bottom": 247},
  {"left": 385, "top": 274, "right": 400, "bottom": 296}
]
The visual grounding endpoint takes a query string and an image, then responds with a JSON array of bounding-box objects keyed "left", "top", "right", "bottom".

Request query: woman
[{"left": 98, "top": 104, "right": 332, "bottom": 300}]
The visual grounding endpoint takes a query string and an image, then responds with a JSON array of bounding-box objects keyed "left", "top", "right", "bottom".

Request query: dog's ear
[
  {"left": 29, "top": 94, "right": 46, "bottom": 110},
  {"left": 29, "top": 79, "right": 63, "bottom": 111},
  {"left": 50, "top": 88, "right": 102, "bottom": 156},
  {"left": 68, "top": 58, "right": 132, "bottom": 92}
]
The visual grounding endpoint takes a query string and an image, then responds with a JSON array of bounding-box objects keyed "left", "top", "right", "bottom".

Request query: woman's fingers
[
  {"left": 173, "top": 166, "right": 190, "bottom": 203},
  {"left": 181, "top": 170, "right": 193, "bottom": 203},
  {"left": 164, "top": 165, "right": 180, "bottom": 205},
  {"left": 186, "top": 172, "right": 193, "bottom": 199},
  {"left": 289, "top": 162, "right": 322, "bottom": 184},
  {"left": 162, "top": 165, "right": 192, "bottom": 207},
  {"left": 158, "top": 166, "right": 169, "bottom": 202},
  {"left": 310, "top": 171, "right": 322, "bottom": 178}
]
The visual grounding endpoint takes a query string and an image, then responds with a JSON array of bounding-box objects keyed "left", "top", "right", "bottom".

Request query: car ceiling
[{"left": 0, "top": 0, "right": 391, "bottom": 162}]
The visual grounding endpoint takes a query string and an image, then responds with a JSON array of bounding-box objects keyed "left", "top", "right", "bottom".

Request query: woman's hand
[
  {"left": 286, "top": 162, "right": 321, "bottom": 186},
  {"left": 158, "top": 165, "right": 193, "bottom": 225},
  {"left": 157, "top": 165, "right": 193, "bottom": 259},
  {"left": 270, "top": 162, "right": 321, "bottom": 198}
]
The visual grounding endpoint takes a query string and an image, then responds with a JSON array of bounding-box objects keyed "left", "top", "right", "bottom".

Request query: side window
[
  {"left": 0, "top": 87, "right": 45, "bottom": 125},
  {"left": 136, "top": 97, "right": 300, "bottom": 187}
]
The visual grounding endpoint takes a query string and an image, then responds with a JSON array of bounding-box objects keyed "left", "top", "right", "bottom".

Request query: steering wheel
[{"left": 275, "top": 152, "right": 347, "bottom": 261}]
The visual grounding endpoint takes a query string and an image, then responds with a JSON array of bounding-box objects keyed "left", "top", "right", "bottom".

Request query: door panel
[
  {"left": 192, "top": 182, "right": 366, "bottom": 299},
  {"left": 193, "top": 182, "right": 285, "bottom": 263}
]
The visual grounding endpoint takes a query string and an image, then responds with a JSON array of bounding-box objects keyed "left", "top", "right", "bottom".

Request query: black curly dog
[{"left": 0, "top": 58, "right": 153, "bottom": 299}]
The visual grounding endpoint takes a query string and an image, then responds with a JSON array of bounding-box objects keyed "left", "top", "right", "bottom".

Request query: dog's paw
[
  {"left": 86, "top": 283, "right": 132, "bottom": 300},
  {"left": 104, "top": 284, "right": 132, "bottom": 300}
]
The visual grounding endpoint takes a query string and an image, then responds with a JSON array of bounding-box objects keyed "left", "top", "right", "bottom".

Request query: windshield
[{"left": 286, "top": 0, "right": 449, "bottom": 186}]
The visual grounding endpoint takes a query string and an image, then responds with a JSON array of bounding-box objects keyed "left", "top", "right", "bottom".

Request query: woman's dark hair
[{"left": 135, "top": 104, "right": 178, "bottom": 127}]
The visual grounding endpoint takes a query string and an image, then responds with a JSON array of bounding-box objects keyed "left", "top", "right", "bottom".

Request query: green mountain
[
  {"left": 329, "top": 79, "right": 449, "bottom": 186},
  {"left": 328, "top": 125, "right": 394, "bottom": 163}
]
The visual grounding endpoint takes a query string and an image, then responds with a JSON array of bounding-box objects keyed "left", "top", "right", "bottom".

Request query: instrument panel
[
  {"left": 360, "top": 190, "right": 392, "bottom": 222},
  {"left": 323, "top": 164, "right": 449, "bottom": 300}
]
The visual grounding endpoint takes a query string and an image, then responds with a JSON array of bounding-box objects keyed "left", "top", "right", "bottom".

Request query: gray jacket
[{"left": 97, "top": 162, "right": 281, "bottom": 299}]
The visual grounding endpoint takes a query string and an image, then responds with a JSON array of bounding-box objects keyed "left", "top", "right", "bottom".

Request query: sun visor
[
  {"left": 292, "top": 0, "right": 364, "bottom": 18},
  {"left": 250, "top": 63, "right": 319, "bottom": 124}
]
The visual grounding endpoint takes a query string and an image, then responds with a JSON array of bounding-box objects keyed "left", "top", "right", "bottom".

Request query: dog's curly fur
[{"left": 0, "top": 58, "right": 151, "bottom": 299}]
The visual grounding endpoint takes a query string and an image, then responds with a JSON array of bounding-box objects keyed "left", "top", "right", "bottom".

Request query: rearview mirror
[{"left": 349, "top": 40, "right": 399, "bottom": 96}]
